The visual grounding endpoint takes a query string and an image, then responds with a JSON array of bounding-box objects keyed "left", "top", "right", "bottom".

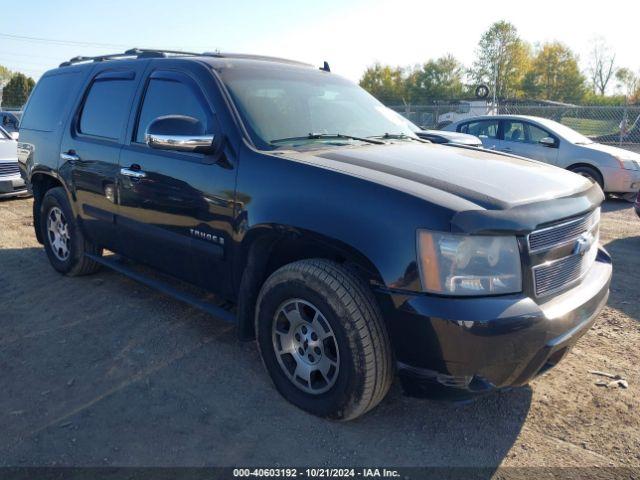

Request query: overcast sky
[{"left": 1, "top": 0, "right": 638, "bottom": 86}]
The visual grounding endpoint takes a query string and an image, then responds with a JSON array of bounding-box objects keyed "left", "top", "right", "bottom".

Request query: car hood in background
[
  {"left": 580, "top": 142, "right": 640, "bottom": 160},
  {"left": 0, "top": 139, "right": 18, "bottom": 162},
  {"left": 420, "top": 130, "right": 482, "bottom": 146},
  {"left": 296, "top": 143, "right": 592, "bottom": 211}
]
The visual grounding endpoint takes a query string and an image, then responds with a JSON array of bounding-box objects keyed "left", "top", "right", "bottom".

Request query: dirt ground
[{"left": 0, "top": 196, "right": 638, "bottom": 469}]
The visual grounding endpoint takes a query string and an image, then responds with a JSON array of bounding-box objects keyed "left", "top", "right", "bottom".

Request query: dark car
[
  {"left": 635, "top": 191, "right": 640, "bottom": 217},
  {"left": 17, "top": 49, "right": 611, "bottom": 420},
  {"left": 0, "top": 111, "right": 21, "bottom": 134}
]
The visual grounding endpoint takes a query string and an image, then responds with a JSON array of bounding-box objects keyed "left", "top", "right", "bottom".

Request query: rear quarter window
[{"left": 20, "top": 72, "right": 83, "bottom": 132}]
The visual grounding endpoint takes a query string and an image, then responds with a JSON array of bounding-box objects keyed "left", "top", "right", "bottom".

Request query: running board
[{"left": 86, "top": 253, "right": 236, "bottom": 324}]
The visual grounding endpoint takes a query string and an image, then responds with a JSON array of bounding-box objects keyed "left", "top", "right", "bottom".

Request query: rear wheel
[
  {"left": 255, "top": 259, "right": 393, "bottom": 421},
  {"left": 569, "top": 165, "right": 604, "bottom": 189},
  {"left": 40, "top": 187, "right": 102, "bottom": 276}
]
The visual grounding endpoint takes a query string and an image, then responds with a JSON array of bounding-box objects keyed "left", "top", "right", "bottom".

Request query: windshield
[
  {"left": 219, "top": 65, "right": 416, "bottom": 148},
  {"left": 536, "top": 118, "right": 593, "bottom": 144}
]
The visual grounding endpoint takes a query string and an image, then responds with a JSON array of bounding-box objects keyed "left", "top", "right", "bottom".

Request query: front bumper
[
  {"left": 0, "top": 174, "right": 28, "bottom": 199},
  {"left": 378, "top": 248, "right": 612, "bottom": 397},
  {"left": 602, "top": 165, "right": 640, "bottom": 193}
]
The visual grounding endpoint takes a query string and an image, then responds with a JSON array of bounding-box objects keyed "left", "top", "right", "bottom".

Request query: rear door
[
  {"left": 117, "top": 62, "right": 237, "bottom": 295},
  {"left": 498, "top": 119, "right": 559, "bottom": 165},
  {"left": 60, "top": 63, "right": 147, "bottom": 250},
  {"left": 458, "top": 119, "right": 501, "bottom": 150}
]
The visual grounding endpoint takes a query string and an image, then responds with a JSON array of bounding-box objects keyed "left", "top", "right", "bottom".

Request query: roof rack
[
  {"left": 59, "top": 48, "right": 223, "bottom": 67},
  {"left": 59, "top": 48, "right": 313, "bottom": 68}
]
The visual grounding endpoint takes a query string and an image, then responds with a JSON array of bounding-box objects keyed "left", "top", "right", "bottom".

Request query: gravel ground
[{"left": 0, "top": 196, "right": 638, "bottom": 468}]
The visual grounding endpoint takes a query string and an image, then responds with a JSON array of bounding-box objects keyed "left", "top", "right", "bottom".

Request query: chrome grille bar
[{"left": 528, "top": 209, "right": 600, "bottom": 253}]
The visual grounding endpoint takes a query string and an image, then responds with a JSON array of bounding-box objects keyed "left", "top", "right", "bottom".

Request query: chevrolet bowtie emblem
[{"left": 573, "top": 231, "right": 594, "bottom": 256}]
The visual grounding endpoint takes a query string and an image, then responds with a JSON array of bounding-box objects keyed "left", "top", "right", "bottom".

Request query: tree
[
  {"left": 588, "top": 37, "right": 616, "bottom": 96},
  {"left": 471, "top": 20, "right": 530, "bottom": 100},
  {"left": 359, "top": 63, "right": 406, "bottom": 104},
  {"left": 1, "top": 73, "right": 35, "bottom": 107},
  {"left": 521, "top": 42, "right": 586, "bottom": 103},
  {"left": 0, "top": 65, "right": 12, "bottom": 87},
  {"left": 405, "top": 54, "right": 466, "bottom": 102},
  {"left": 615, "top": 68, "right": 639, "bottom": 101}
]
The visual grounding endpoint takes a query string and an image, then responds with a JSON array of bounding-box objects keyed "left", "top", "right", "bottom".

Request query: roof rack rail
[{"left": 59, "top": 48, "right": 224, "bottom": 67}]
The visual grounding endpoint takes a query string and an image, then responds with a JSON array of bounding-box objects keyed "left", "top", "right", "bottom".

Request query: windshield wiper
[
  {"left": 369, "top": 133, "right": 430, "bottom": 143},
  {"left": 270, "top": 133, "right": 385, "bottom": 145}
]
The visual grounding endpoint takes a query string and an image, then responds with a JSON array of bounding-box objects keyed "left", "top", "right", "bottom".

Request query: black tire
[
  {"left": 569, "top": 165, "right": 604, "bottom": 189},
  {"left": 255, "top": 259, "right": 393, "bottom": 421},
  {"left": 40, "top": 187, "right": 102, "bottom": 276}
]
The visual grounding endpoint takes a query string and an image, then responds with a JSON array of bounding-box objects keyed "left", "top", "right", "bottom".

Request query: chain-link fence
[{"left": 388, "top": 103, "right": 640, "bottom": 153}]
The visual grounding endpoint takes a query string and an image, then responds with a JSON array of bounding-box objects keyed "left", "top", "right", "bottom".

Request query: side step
[{"left": 86, "top": 253, "right": 236, "bottom": 324}]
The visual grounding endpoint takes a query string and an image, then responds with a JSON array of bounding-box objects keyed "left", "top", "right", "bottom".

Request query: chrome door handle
[
  {"left": 120, "top": 167, "right": 147, "bottom": 178},
  {"left": 60, "top": 152, "right": 80, "bottom": 162},
  {"left": 500, "top": 147, "right": 512, "bottom": 152}
]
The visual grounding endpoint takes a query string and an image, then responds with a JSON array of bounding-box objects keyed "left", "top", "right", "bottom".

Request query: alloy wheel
[
  {"left": 271, "top": 299, "right": 340, "bottom": 395},
  {"left": 47, "top": 206, "right": 71, "bottom": 261}
]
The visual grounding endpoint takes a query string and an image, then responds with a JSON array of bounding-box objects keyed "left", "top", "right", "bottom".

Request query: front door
[
  {"left": 499, "top": 120, "right": 559, "bottom": 165},
  {"left": 117, "top": 68, "right": 237, "bottom": 295}
]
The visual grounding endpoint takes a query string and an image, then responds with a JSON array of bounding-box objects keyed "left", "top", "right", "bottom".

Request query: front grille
[
  {"left": 0, "top": 161, "right": 19, "bottom": 177},
  {"left": 529, "top": 208, "right": 600, "bottom": 297},
  {"left": 528, "top": 209, "right": 599, "bottom": 253},
  {"left": 533, "top": 247, "right": 596, "bottom": 296}
]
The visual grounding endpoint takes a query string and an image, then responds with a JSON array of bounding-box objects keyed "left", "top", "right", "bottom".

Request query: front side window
[
  {"left": 218, "top": 66, "right": 416, "bottom": 149},
  {"left": 527, "top": 123, "right": 552, "bottom": 143},
  {"left": 502, "top": 121, "right": 527, "bottom": 143},
  {"left": 79, "top": 77, "right": 136, "bottom": 139},
  {"left": 135, "top": 77, "right": 213, "bottom": 143},
  {"left": 459, "top": 120, "right": 499, "bottom": 139}
]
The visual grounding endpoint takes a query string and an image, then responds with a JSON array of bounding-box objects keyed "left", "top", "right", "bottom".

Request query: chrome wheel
[
  {"left": 271, "top": 299, "right": 340, "bottom": 395},
  {"left": 47, "top": 206, "right": 70, "bottom": 261}
]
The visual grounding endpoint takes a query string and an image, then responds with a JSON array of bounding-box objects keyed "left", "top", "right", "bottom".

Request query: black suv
[{"left": 18, "top": 49, "right": 612, "bottom": 420}]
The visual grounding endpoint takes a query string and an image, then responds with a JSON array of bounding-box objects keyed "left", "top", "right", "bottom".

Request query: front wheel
[
  {"left": 569, "top": 165, "right": 604, "bottom": 190},
  {"left": 40, "top": 187, "right": 102, "bottom": 276},
  {"left": 255, "top": 259, "right": 393, "bottom": 421}
]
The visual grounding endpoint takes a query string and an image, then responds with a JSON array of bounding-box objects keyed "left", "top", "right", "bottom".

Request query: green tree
[
  {"left": 615, "top": 68, "right": 639, "bottom": 102},
  {"left": 0, "top": 65, "right": 12, "bottom": 87},
  {"left": 521, "top": 42, "right": 586, "bottom": 103},
  {"left": 359, "top": 63, "right": 406, "bottom": 104},
  {"left": 405, "top": 54, "right": 466, "bottom": 102},
  {"left": 1, "top": 73, "right": 35, "bottom": 107},
  {"left": 471, "top": 20, "right": 530, "bottom": 100}
]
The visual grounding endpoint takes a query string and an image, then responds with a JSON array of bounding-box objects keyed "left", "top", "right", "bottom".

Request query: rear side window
[
  {"left": 20, "top": 72, "right": 82, "bottom": 132},
  {"left": 135, "top": 77, "right": 212, "bottom": 143},
  {"left": 79, "top": 75, "right": 136, "bottom": 139},
  {"left": 459, "top": 120, "right": 499, "bottom": 139}
]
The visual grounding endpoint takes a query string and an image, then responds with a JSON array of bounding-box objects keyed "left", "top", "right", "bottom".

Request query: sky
[{"left": 1, "top": 0, "right": 638, "bottom": 86}]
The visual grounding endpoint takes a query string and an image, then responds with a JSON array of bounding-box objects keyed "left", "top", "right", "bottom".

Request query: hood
[
  {"left": 289, "top": 143, "right": 592, "bottom": 211},
  {"left": 581, "top": 142, "right": 640, "bottom": 160},
  {"left": 0, "top": 138, "right": 18, "bottom": 161}
]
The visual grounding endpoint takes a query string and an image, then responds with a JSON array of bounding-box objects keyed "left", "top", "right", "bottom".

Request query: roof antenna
[{"left": 320, "top": 61, "right": 330, "bottom": 72}]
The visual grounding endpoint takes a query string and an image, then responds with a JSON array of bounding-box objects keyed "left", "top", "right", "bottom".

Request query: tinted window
[
  {"left": 20, "top": 72, "right": 82, "bottom": 132},
  {"left": 79, "top": 78, "right": 136, "bottom": 139},
  {"left": 459, "top": 120, "right": 499, "bottom": 139},
  {"left": 136, "top": 78, "right": 212, "bottom": 143}
]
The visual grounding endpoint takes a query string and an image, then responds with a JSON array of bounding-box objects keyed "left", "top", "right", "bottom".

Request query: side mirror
[
  {"left": 145, "top": 115, "right": 214, "bottom": 154},
  {"left": 539, "top": 136, "right": 556, "bottom": 148},
  {"left": 9, "top": 131, "right": 19, "bottom": 141}
]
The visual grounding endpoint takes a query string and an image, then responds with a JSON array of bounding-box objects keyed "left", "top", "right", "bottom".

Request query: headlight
[
  {"left": 417, "top": 230, "right": 522, "bottom": 296},
  {"left": 614, "top": 156, "right": 640, "bottom": 170}
]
